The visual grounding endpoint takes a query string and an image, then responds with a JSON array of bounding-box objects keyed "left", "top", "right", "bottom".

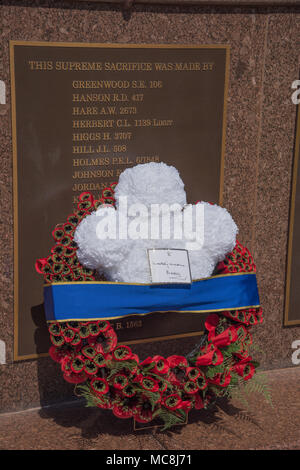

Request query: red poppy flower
[
  {"left": 88, "top": 327, "right": 117, "bottom": 354},
  {"left": 62, "top": 222, "right": 75, "bottom": 235},
  {"left": 141, "top": 376, "right": 159, "bottom": 393},
  {"left": 236, "top": 325, "right": 248, "bottom": 341},
  {"left": 70, "top": 333, "right": 82, "bottom": 347},
  {"left": 255, "top": 308, "right": 264, "bottom": 324},
  {"left": 112, "top": 374, "right": 129, "bottom": 390},
  {"left": 242, "top": 331, "right": 253, "bottom": 347},
  {"left": 78, "top": 324, "right": 90, "bottom": 339},
  {"left": 65, "top": 321, "right": 80, "bottom": 332},
  {"left": 50, "top": 334, "right": 65, "bottom": 348},
  {"left": 97, "top": 320, "right": 111, "bottom": 332},
  {"left": 235, "top": 310, "right": 249, "bottom": 324},
  {"left": 196, "top": 347, "right": 223, "bottom": 366},
  {"left": 88, "top": 322, "right": 101, "bottom": 337},
  {"left": 194, "top": 393, "right": 204, "bottom": 410},
  {"left": 61, "top": 356, "right": 72, "bottom": 373},
  {"left": 35, "top": 257, "right": 48, "bottom": 274},
  {"left": 163, "top": 394, "right": 182, "bottom": 411},
  {"left": 134, "top": 397, "right": 155, "bottom": 423},
  {"left": 48, "top": 323, "right": 62, "bottom": 336},
  {"left": 51, "top": 244, "right": 66, "bottom": 257},
  {"left": 82, "top": 345, "right": 97, "bottom": 359},
  {"left": 232, "top": 356, "right": 255, "bottom": 381},
  {"left": 113, "top": 403, "right": 134, "bottom": 419},
  {"left": 140, "top": 357, "right": 155, "bottom": 367},
  {"left": 157, "top": 379, "right": 168, "bottom": 393},
  {"left": 79, "top": 191, "right": 94, "bottom": 203},
  {"left": 141, "top": 355, "right": 169, "bottom": 375},
  {"left": 179, "top": 399, "right": 193, "bottom": 412},
  {"left": 112, "top": 392, "right": 138, "bottom": 417},
  {"left": 49, "top": 345, "right": 67, "bottom": 363},
  {"left": 167, "top": 356, "right": 188, "bottom": 385},
  {"left": 247, "top": 312, "right": 259, "bottom": 326},
  {"left": 208, "top": 371, "right": 231, "bottom": 388},
  {"left": 241, "top": 363, "right": 255, "bottom": 381},
  {"left": 83, "top": 360, "right": 98, "bottom": 376},
  {"left": 196, "top": 374, "right": 207, "bottom": 391},
  {"left": 152, "top": 356, "right": 170, "bottom": 374},
  {"left": 216, "top": 260, "right": 232, "bottom": 274},
  {"left": 186, "top": 367, "right": 202, "bottom": 382},
  {"left": 183, "top": 380, "right": 199, "bottom": 395},
  {"left": 205, "top": 314, "right": 220, "bottom": 332},
  {"left": 103, "top": 196, "right": 115, "bottom": 206},
  {"left": 167, "top": 355, "right": 188, "bottom": 369},
  {"left": 212, "top": 348, "right": 224, "bottom": 366},
  {"left": 222, "top": 309, "right": 239, "bottom": 322},
  {"left": 167, "top": 373, "right": 181, "bottom": 387},
  {"left": 90, "top": 377, "right": 109, "bottom": 395},
  {"left": 63, "top": 370, "right": 87, "bottom": 384},
  {"left": 208, "top": 326, "right": 238, "bottom": 348},
  {"left": 93, "top": 353, "right": 107, "bottom": 368},
  {"left": 63, "top": 329, "right": 76, "bottom": 343},
  {"left": 71, "top": 356, "right": 85, "bottom": 374},
  {"left": 122, "top": 385, "right": 136, "bottom": 398},
  {"left": 112, "top": 345, "right": 132, "bottom": 361}
]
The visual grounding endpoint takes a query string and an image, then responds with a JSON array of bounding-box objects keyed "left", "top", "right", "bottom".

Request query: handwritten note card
[{"left": 148, "top": 249, "right": 192, "bottom": 284}]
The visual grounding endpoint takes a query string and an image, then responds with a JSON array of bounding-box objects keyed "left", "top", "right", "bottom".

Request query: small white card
[{"left": 147, "top": 249, "right": 192, "bottom": 284}]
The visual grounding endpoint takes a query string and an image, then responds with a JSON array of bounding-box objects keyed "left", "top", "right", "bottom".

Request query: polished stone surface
[
  {"left": 0, "top": 367, "right": 299, "bottom": 450},
  {"left": 0, "top": 1, "right": 300, "bottom": 413}
]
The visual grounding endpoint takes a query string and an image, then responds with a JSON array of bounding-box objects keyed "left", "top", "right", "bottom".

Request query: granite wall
[{"left": 0, "top": 0, "right": 300, "bottom": 413}]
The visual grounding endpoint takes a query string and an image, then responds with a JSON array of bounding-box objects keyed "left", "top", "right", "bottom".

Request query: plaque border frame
[
  {"left": 284, "top": 104, "right": 300, "bottom": 327},
  {"left": 10, "top": 40, "right": 230, "bottom": 361}
]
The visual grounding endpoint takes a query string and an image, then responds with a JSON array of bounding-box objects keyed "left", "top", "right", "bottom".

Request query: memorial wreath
[{"left": 36, "top": 163, "right": 265, "bottom": 430}]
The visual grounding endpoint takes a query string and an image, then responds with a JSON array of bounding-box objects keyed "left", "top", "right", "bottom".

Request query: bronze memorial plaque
[
  {"left": 285, "top": 107, "right": 300, "bottom": 326},
  {"left": 11, "top": 41, "right": 229, "bottom": 360}
]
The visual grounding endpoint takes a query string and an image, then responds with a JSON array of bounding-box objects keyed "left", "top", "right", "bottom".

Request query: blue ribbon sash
[{"left": 44, "top": 272, "right": 260, "bottom": 323}]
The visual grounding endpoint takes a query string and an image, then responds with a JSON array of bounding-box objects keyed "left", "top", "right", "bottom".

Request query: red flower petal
[
  {"left": 194, "top": 393, "right": 204, "bottom": 410},
  {"left": 35, "top": 257, "right": 48, "bottom": 274},
  {"left": 183, "top": 380, "right": 199, "bottom": 395},
  {"left": 205, "top": 314, "right": 219, "bottom": 332},
  {"left": 63, "top": 371, "right": 87, "bottom": 384},
  {"left": 112, "top": 374, "right": 128, "bottom": 390},
  {"left": 163, "top": 394, "right": 182, "bottom": 410},
  {"left": 141, "top": 376, "right": 159, "bottom": 393},
  {"left": 134, "top": 406, "right": 154, "bottom": 423},
  {"left": 186, "top": 367, "right": 202, "bottom": 381},
  {"left": 232, "top": 359, "right": 255, "bottom": 381},
  {"left": 113, "top": 404, "right": 133, "bottom": 419},
  {"left": 112, "top": 345, "right": 132, "bottom": 361},
  {"left": 196, "top": 349, "right": 215, "bottom": 366},
  {"left": 49, "top": 345, "right": 65, "bottom": 363},
  {"left": 167, "top": 355, "right": 188, "bottom": 368},
  {"left": 152, "top": 356, "right": 170, "bottom": 374},
  {"left": 209, "top": 326, "right": 238, "bottom": 348},
  {"left": 208, "top": 372, "right": 231, "bottom": 387},
  {"left": 90, "top": 377, "right": 109, "bottom": 395}
]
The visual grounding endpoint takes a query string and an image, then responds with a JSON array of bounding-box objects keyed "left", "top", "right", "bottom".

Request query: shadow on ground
[{"left": 38, "top": 395, "right": 254, "bottom": 440}]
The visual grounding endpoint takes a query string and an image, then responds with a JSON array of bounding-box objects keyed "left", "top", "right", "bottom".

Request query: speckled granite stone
[
  {"left": 0, "top": 367, "right": 299, "bottom": 449},
  {"left": 251, "top": 13, "right": 300, "bottom": 369},
  {"left": 0, "top": 1, "right": 300, "bottom": 413}
]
